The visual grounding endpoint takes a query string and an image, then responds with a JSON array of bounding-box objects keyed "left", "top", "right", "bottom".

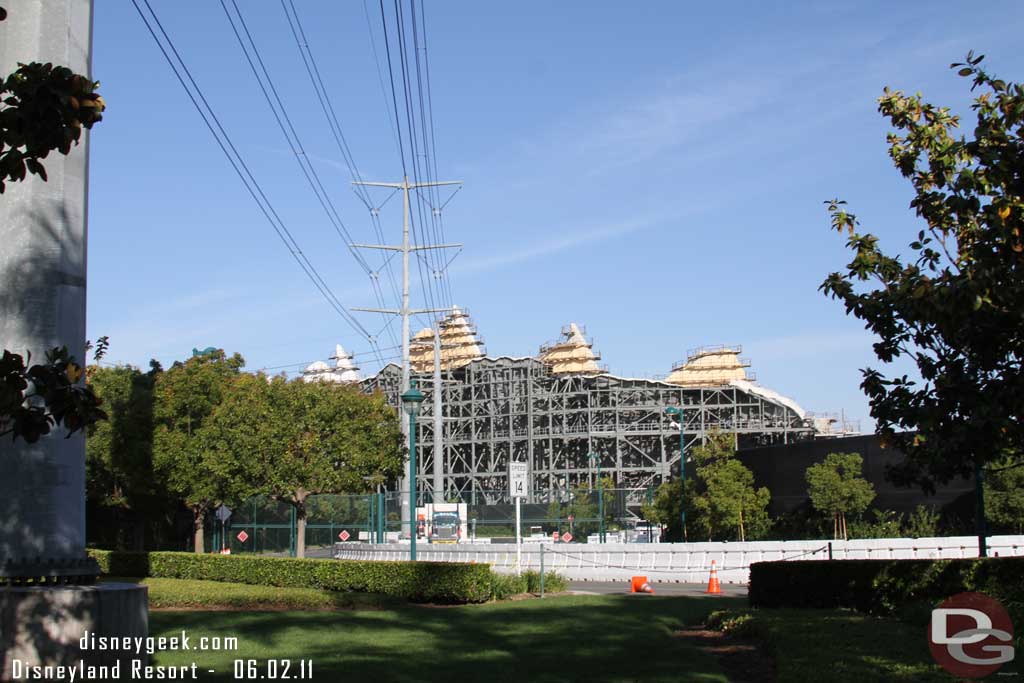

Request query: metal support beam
[
  {"left": 362, "top": 358, "right": 816, "bottom": 511},
  {"left": 433, "top": 329, "right": 443, "bottom": 500}
]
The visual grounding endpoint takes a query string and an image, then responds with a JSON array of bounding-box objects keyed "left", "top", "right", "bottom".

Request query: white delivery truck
[{"left": 415, "top": 502, "right": 468, "bottom": 543}]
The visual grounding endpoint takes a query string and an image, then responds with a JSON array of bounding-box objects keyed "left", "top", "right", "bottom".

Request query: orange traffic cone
[
  {"left": 706, "top": 560, "right": 722, "bottom": 594},
  {"left": 630, "top": 575, "right": 655, "bottom": 594}
]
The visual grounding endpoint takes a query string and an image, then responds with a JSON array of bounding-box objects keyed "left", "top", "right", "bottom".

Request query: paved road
[{"left": 568, "top": 581, "right": 747, "bottom": 597}]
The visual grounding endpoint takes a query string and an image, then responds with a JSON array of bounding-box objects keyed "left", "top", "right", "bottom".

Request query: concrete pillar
[
  {"left": 1, "top": 583, "right": 149, "bottom": 679},
  {"left": 0, "top": 7, "right": 148, "bottom": 678},
  {"left": 0, "top": 0, "right": 93, "bottom": 565}
]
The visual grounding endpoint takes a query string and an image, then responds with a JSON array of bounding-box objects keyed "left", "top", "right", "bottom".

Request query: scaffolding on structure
[
  {"left": 409, "top": 306, "right": 485, "bottom": 373},
  {"left": 363, "top": 317, "right": 817, "bottom": 514},
  {"left": 665, "top": 345, "right": 754, "bottom": 386}
]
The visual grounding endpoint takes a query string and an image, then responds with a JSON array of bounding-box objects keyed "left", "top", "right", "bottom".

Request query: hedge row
[
  {"left": 749, "top": 558, "right": 1024, "bottom": 623},
  {"left": 490, "top": 570, "right": 568, "bottom": 599},
  {"left": 89, "top": 550, "right": 492, "bottom": 604}
]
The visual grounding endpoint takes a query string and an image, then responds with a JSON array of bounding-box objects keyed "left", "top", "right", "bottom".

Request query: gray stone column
[
  {"left": 0, "top": 0, "right": 93, "bottom": 564},
  {"left": 0, "top": 8, "right": 148, "bottom": 680}
]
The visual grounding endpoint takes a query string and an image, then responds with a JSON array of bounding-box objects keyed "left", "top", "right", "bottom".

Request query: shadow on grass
[
  {"left": 151, "top": 595, "right": 743, "bottom": 682},
  {"left": 712, "top": 608, "right": 964, "bottom": 683}
]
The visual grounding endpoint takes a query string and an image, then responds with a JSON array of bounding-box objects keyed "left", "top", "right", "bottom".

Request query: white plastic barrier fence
[{"left": 333, "top": 535, "right": 1024, "bottom": 584}]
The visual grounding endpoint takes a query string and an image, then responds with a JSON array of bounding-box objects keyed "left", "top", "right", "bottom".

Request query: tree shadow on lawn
[{"left": 151, "top": 594, "right": 744, "bottom": 683}]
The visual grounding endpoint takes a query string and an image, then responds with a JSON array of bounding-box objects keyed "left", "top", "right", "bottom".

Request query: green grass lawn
[
  {"left": 150, "top": 594, "right": 741, "bottom": 682},
  {"left": 114, "top": 577, "right": 977, "bottom": 682},
  {"left": 762, "top": 609, "right": 945, "bottom": 682},
  {"left": 708, "top": 608, "right": 1003, "bottom": 683}
]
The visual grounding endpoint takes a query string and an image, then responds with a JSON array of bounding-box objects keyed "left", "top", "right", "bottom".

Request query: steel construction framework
[{"left": 363, "top": 357, "right": 815, "bottom": 508}]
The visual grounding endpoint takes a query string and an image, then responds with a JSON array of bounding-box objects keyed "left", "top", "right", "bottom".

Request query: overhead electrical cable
[
  {"left": 220, "top": 0, "right": 395, "bottom": 358},
  {"left": 384, "top": 0, "right": 444, "bottom": 324},
  {"left": 129, "top": 0, "right": 376, "bottom": 356},
  {"left": 281, "top": 0, "right": 404, "bottom": 345},
  {"left": 391, "top": 0, "right": 443, "bottom": 321},
  {"left": 417, "top": 0, "right": 457, "bottom": 308},
  {"left": 258, "top": 346, "right": 403, "bottom": 373},
  {"left": 362, "top": 0, "right": 404, "bottom": 162},
  {"left": 409, "top": 0, "right": 452, "bottom": 309},
  {"left": 379, "top": 0, "right": 451, "bottom": 340},
  {"left": 378, "top": 0, "right": 409, "bottom": 179},
  {"left": 223, "top": 0, "right": 370, "bottom": 271}
]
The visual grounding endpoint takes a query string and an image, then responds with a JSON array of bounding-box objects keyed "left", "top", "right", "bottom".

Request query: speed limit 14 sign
[{"left": 509, "top": 462, "right": 528, "bottom": 499}]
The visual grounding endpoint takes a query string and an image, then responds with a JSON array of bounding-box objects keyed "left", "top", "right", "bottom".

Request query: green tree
[
  {"left": 153, "top": 349, "right": 246, "bottom": 552},
  {"left": 984, "top": 466, "right": 1024, "bottom": 534},
  {"left": 805, "top": 452, "right": 876, "bottom": 540},
  {"left": 566, "top": 487, "right": 597, "bottom": 538},
  {"left": 848, "top": 509, "right": 903, "bottom": 539},
  {"left": 903, "top": 504, "right": 941, "bottom": 538},
  {"left": 768, "top": 500, "right": 830, "bottom": 541},
  {"left": 642, "top": 432, "right": 770, "bottom": 541},
  {"left": 545, "top": 497, "right": 563, "bottom": 533},
  {"left": 85, "top": 362, "right": 162, "bottom": 549},
  {"left": 701, "top": 458, "right": 771, "bottom": 542},
  {"left": 690, "top": 433, "right": 770, "bottom": 541},
  {"left": 214, "top": 377, "right": 402, "bottom": 558},
  {"left": 821, "top": 54, "right": 1024, "bottom": 552},
  {"left": 641, "top": 478, "right": 704, "bottom": 542},
  {"left": 595, "top": 474, "right": 617, "bottom": 531}
]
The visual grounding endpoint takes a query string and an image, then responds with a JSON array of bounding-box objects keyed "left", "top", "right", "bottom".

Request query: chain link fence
[{"left": 205, "top": 488, "right": 656, "bottom": 555}]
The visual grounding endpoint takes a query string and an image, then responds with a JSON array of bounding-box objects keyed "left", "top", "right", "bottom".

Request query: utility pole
[
  {"left": 352, "top": 176, "right": 461, "bottom": 535},
  {"left": 433, "top": 330, "right": 443, "bottom": 500}
]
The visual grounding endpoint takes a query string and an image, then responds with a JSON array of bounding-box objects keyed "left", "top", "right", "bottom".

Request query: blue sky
[{"left": 86, "top": 1, "right": 1024, "bottom": 427}]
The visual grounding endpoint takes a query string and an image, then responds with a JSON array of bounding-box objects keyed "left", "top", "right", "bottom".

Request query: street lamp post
[
  {"left": 588, "top": 452, "right": 605, "bottom": 543},
  {"left": 401, "top": 385, "right": 425, "bottom": 561},
  {"left": 664, "top": 406, "right": 686, "bottom": 542}
]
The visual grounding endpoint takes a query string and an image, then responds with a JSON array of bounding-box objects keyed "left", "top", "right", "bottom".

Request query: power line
[
  {"left": 378, "top": 0, "right": 450, "bottom": 337},
  {"left": 361, "top": 0, "right": 403, "bottom": 162},
  {"left": 360, "top": 1, "right": 418, "bottom": 316},
  {"left": 409, "top": 0, "right": 453, "bottom": 309},
  {"left": 220, "top": 0, "right": 396, "bottom": 357},
  {"left": 221, "top": 0, "right": 369, "bottom": 272},
  {"left": 281, "top": 0, "right": 404, "bottom": 350},
  {"left": 259, "top": 351, "right": 404, "bottom": 375},
  {"left": 256, "top": 344, "right": 405, "bottom": 372},
  {"left": 392, "top": 0, "right": 443, "bottom": 320},
  {"left": 130, "top": 0, "right": 373, "bottom": 347},
  {"left": 378, "top": 0, "right": 408, "bottom": 179},
  {"left": 417, "top": 0, "right": 457, "bottom": 308}
]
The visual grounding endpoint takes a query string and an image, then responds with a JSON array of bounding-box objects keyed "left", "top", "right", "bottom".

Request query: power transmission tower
[{"left": 352, "top": 175, "right": 461, "bottom": 535}]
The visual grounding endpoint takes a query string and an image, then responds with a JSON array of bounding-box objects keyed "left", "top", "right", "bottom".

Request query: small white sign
[{"left": 509, "top": 462, "right": 529, "bottom": 499}]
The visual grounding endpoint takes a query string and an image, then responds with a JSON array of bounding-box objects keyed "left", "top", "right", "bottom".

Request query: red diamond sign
[
  {"left": 338, "top": 530, "right": 350, "bottom": 541},
  {"left": 561, "top": 532, "right": 573, "bottom": 543},
  {"left": 236, "top": 530, "right": 249, "bottom": 543}
]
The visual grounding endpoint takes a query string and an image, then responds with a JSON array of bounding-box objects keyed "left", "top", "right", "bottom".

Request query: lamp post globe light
[
  {"left": 663, "top": 406, "right": 685, "bottom": 542},
  {"left": 401, "top": 385, "right": 425, "bottom": 561}
]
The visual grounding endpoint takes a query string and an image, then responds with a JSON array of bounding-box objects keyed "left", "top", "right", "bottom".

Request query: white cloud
[{"left": 453, "top": 215, "right": 656, "bottom": 274}]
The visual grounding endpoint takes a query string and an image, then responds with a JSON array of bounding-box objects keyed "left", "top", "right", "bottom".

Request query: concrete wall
[{"left": 335, "top": 536, "right": 1024, "bottom": 584}]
